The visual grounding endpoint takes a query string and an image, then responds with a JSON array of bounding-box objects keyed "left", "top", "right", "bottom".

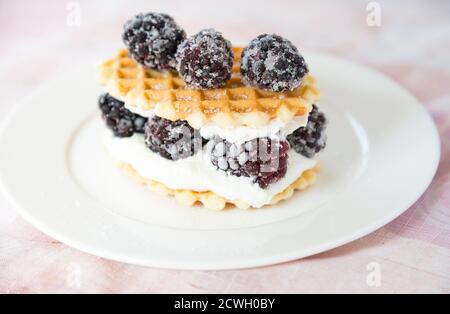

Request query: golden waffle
[
  {"left": 120, "top": 162, "right": 317, "bottom": 210},
  {"left": 98, "top": 47, "right": 321, "bottom": 129}
]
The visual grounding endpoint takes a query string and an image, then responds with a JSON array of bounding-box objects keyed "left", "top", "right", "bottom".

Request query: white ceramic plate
[{"left": 0, "top": 52, "right": 440, "bottom": 270}]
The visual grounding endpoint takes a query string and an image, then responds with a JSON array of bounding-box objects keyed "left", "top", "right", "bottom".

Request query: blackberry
[
  {"left": 209, "top": 137, "right": 289, "bottom": 189},
  {"left": 287, "top": 105, "right": 328, "bottom": 158},
  {"left": 122, "top": 12, "right": 186, "bottom": 70},
  {"left": 98, "top": 93, "right": 147, "bottom": 137},
  {"left": 176, "top": 29, "right": 234, "bottom": 89},
  {"left": 145, "top": 116, "right": 204, "bottom": 160},
  {"left": 240, "top": 34, "right": 308, "bottom": 92}
]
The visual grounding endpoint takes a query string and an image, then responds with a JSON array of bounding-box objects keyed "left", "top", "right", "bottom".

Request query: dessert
[{"left": 97, "top": 12, "right": 328, "bottom": 210}]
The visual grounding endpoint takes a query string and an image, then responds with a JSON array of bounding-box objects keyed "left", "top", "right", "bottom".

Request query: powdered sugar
[
  {"left": 240, "top": 34, "right": 308, "bottom": 92},
  {"left": 176, "top": 29, "right": 234, "bottom": 89}
]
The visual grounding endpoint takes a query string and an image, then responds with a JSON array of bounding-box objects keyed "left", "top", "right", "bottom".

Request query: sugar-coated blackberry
[
  {"left": 176, "top": 29, "right": 234, "bottom": 89},
  {"left": 287, "top": 105, "right": 328, "bottom": 158},
  {"left": 240, "top": 34, "right": 308, "bottom": 92},
  {"left": 122, "top": 12, "right": 186, "bottom": 70},
  {"left": 98, "top": 93, "right": 147, "bottom": 137},
  {"left": 209, "top": 137, "right": 289, "bottom": 189},
  {"left": 145, "top": 116, "right": 204, "bottom": 161}
]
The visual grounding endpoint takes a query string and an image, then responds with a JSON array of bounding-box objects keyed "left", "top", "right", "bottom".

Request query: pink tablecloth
[{"left": 0, "top": 0, "right": 449, "bottom": 293}]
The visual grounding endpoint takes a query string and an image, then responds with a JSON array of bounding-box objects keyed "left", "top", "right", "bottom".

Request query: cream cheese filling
[
  {"left": 124, "top": 103, "right": 309, "bottom": 145},
  {"left": 104, "top": 132, "right": 316, "bottom": 208}
]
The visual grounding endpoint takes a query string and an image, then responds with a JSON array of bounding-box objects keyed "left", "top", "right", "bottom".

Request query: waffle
[
  {"left": 98, "top": 47, "right": 321, "bottom": 129},
  {"left": 120, "top": 162, "right": 317, "bottom": 210}
]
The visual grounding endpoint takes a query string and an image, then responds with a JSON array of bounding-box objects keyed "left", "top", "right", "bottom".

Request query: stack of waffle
[
  {"left": 96, "top": 14, "right": 327, "bottom": 210},
  {"left": 98, "top": 48, "right": 321, "bottom": 210}
]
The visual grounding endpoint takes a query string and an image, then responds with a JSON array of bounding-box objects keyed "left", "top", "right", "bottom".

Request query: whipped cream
[
  {"left": 124, "top": 103, "right": 309, "bottom": 145},
  {"left": 200, "top": 115, "right": 308, "bottom": 145},
  {"left": 104, "top": 132, "right": 316, "bottom": 208},
  {"left": 124, "top": 103, "right": 155, "bottom": 118}
]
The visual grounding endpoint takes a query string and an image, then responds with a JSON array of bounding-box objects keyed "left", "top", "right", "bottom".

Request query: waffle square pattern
[{"left": 98, "top": 47, "right": 321, "bottom": 129}]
